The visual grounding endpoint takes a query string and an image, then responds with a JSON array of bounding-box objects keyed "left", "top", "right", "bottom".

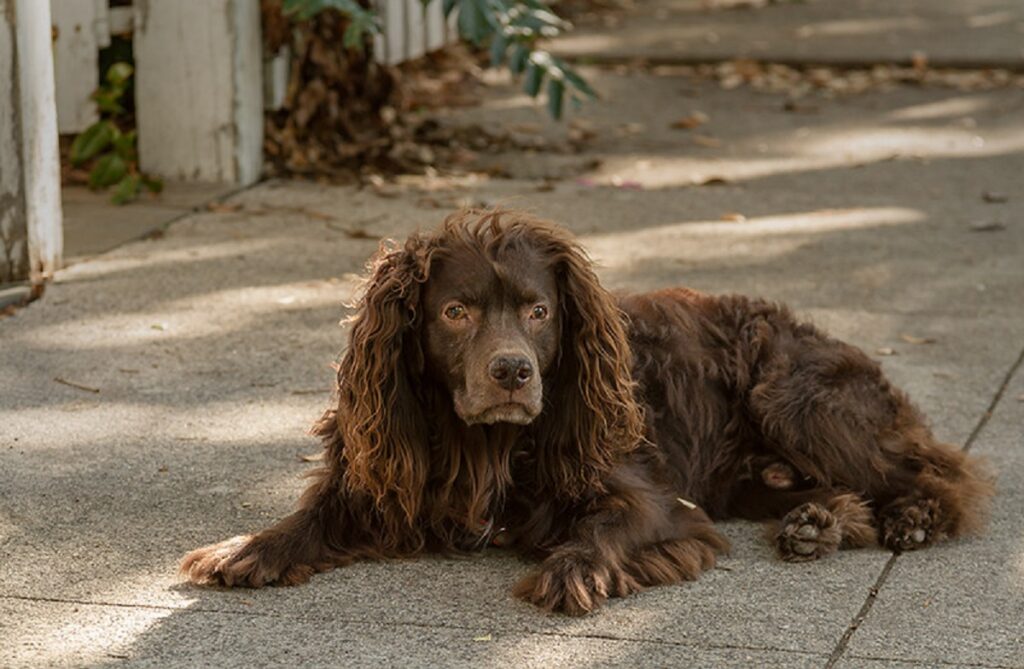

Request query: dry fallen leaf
[
  {"left": 207, "top": 202, "right": 244, "bottom": 214},
  {"left": 876, "top": 347, "right": 897, "bottom": 356},
  {"left": 696, "top": 176, "right": 732, "bottom": 187},
  {"left": 982, "top": 191, "right": 1009, "bottom": 203},
  {"left": 671, "top": 111, "right": 710, "bottom": 129},
  {"left": 53, "top": 377, "right": 101, "bottom": 393},
  {"left": 969, "top": 220, "right": 1006, "bottom": 232},
  {"left": 900, "top": 333, "right": 936, "bottom": 345},
  {"left": 692, "top": 135, "right": 722, "bottom": 148},
  {"left": 299, "top": 452, "right": 325, "bottom": 462},
  {"left": 473, "top": 634, "right": 493, "bottom": 642},
  {"left": 720, "top": 213, "right": 747, "bottom": 222}
]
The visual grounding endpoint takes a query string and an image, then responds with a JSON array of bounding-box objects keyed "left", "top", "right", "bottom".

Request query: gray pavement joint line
[
  {"left": 824, "top": 340, "right": 1024, "bottom": 668},
  {"left": 0, "top": 593, "right": 828, "bottom": 659},
  {"left": 823, "top": 554, "right": 897, "bottom": 669},
  {"left": 963, "top": 343, "right": 1024, "bottom": 453},
  {"left": 846, "top": 653, "right": 1019, "bottom": 669}
]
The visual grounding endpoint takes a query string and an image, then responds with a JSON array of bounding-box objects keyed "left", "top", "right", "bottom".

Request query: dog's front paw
[
  {"left": 513, "top": 551, "right": 612, "bottom": 616},
  {"left": 180, "top": 535, "right": 314, "bottom": 588},
  {"left": 775, "top": 502, "right": 841, "bottom": 562},
  {"left": 880, "top": 497, "right": 944, "bottom": 552}
]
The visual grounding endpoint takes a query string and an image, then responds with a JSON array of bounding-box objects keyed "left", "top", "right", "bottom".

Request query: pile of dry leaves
[{"left": 262, "top": 1, "right": 568, "bottom": 183}]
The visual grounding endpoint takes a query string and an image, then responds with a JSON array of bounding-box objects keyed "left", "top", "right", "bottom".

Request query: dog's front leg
[
  {"left": 513, "top": 466, "right": 729, "bottom": 615},
  {"left": 180, "top": 468, "right": 365, "bottom": 588}
]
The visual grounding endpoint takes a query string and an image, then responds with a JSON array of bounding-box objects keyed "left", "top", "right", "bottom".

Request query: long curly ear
[
  {"left": 534, "top": 227, "right": 645, "bottom": 497},
  {"left": 334, "top": 236, "right": 431, "bottom": 526}
]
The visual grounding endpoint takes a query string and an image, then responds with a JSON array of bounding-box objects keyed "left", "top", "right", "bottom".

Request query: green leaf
[
  {"left": 92, "top": 90, "right": 125, "bottom": 115},
  {"left": 489, "top": 33, "right": 508, "bottom": 67},
  {"left": 523, "top": 62, "right": 544, "bottom": 97},
  {"left": 547, "top": 78, "right": 564, "bottom": 119},
  {"left": 112, "top": 130, "right": 137, "bottom": 161},
  {"left": 105, "top": 62, "right": 133, "bottom": 86},
  {"left": 69, "top": 121, "right": 115, "bottom": 165},
  {"left": 556, "top": 58, "right": 597, "bottom": 99},
  {"left": 88, "top": 153, "right": 128, "bottom": 189},
  {"left": 111, "top": 174, "right": 141, "bottom": 205},
  {"left": 284, "top": 0, "right": 379, "bottom": 30},
  {"left": 342, "top": 19, "right": 365, "bottom": 49},
  {"left": 509, "top": 44, "right": 530, "bottom": 75},
  {"left": 457, "top": 0, "right": 491, "bottom": 44},
  {"left": 142, "top": 176, "right": 164, "bottom": 194}
]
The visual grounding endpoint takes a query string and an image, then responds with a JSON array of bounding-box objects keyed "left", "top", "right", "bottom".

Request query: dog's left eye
[
  {"left": 444, "top": 304, "right": 467, "bottom": 321},
  {"left": 530, "top": 305, "right": 549, "bottom": 320}
]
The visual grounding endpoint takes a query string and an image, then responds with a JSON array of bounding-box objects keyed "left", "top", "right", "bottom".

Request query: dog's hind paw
[
  {"left": 775, "top": 502, "right": 842, "bottom": 562},
  {"left": 880, "top": 497, "right": 944, "bottom": 553}
]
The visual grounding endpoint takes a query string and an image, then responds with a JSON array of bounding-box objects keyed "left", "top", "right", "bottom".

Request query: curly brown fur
[{"left": 181, "top": 209, "right": 993, "bottom": 614}]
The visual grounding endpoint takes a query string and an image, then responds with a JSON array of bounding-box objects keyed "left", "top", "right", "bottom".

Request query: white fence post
[
  {"left": 133, "top": 0, "right": 263, "bottom": 185},
  {"left": 50, "top": 0, "right": 106, "bottom": 134},
  {"left": 0, "top": 0, "right": 64, "bottom": 284},
  {"left": 377, "top": 0, "right": 456, "bottom": 65}
]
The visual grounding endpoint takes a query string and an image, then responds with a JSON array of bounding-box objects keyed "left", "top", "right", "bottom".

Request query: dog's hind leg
[
  {"left": 871, "top": 402, "right": 993, "bottom": 553},
  {"left": 746, "top": 324, "right": 992, "bottom": 555}
]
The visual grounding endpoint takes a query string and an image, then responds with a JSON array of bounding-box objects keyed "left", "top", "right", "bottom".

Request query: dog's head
[{"left": 332, "top": 209, "right": 644, "bottom": 522}]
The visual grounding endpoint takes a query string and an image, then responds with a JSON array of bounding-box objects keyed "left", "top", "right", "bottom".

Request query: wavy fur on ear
[
  {"left": 333, "top": 235, "right": 433, "bottom": 527},
  {"left": 531, "top": 221, "right": 646, "bottom": 497}
]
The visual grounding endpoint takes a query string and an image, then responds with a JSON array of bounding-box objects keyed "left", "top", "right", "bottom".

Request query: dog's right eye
[{"left": 443, "top": 304, "right": 467, "bottom": 321}]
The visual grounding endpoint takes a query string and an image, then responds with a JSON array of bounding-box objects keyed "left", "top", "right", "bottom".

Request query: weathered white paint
[
  {"left": 378, "top": 0, "right": 456, "bottom": 65},
  {"left": 106, "top": 4, "right": 132, "bottom": 35},
  {"left": 263, "top": 45, "right": 290, "bottom": 110},
  {"left": 134, "top": 0, "right": 263, "bottom": 185},
  {"left": 50, "top": 0, "right": 103, "bottom": 134},
  {"left": 405, "top": 0, "right": 426, "bottom": 61},
  {"left": 425, "top": 0, "right": 446, "bottom": 52},
  {"left": 0, "top": 0, "right": 64, "bottom": 283},
  {"left": 382, "top": 0, "right": 405, "bottom": 64}
]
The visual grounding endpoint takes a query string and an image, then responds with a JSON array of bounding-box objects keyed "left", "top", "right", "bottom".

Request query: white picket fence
[
  {"left": 51, "top": 0, "right": 457, "bottom": 134},
  {"left": 48, "top": 0, "right": 457, "bottom": 186},
  {"left": 1, "top": 0, "right": 457, "bottom": 284}
]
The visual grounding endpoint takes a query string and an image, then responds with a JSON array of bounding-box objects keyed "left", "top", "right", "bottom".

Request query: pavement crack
[
  {"left": 963, "top": 343, "right": 1024, "bottom": 452},
  {"left": 823, "top": 553, "right": 898, "bottom": 668},
  {"left": 824, "top": 341, "right": 1024, "bottom": 668}
]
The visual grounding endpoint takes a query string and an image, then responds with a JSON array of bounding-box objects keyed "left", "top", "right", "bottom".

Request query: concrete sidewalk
[
  {"left": 2, "top": 4, "right": 1024, "bottom": 668},
  {"left": 550, "top": 0, "right": 1024, "bottom": 67}
]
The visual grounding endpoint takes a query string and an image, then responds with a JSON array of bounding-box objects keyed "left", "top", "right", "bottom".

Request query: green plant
[
  {"left": 283, "top": 0, "right": 380, "bottom": 48},
  {"left": 283, "top": 0, "right": 594, "bottom": 119},
  {"left": 451, "top": 0, "right": 596, "bottom": 119},
  {"left": 69, "top": 63, "right": 163, "bottom": 204}
]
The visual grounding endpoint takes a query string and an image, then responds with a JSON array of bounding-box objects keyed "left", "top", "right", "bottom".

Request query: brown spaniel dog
[{"left": 182, "top": 209, "right": 992, "bottom": 615}]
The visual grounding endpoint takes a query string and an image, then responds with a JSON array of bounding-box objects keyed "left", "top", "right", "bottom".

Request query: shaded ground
[
  {"left": 550, "top": 0, "right": 1024, "bottom": 67},
  {"left": 2, "top": 1, "right": 1024, "bottom": 667}
]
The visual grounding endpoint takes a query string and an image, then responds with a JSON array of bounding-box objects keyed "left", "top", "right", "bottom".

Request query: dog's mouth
[{"left": 457, "top": 401, "right": 539, "bottom": 426}]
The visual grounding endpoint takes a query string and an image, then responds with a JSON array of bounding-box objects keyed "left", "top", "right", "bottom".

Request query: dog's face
[{"left": 422, "top": 241, "right": 561, "bottom": 426}]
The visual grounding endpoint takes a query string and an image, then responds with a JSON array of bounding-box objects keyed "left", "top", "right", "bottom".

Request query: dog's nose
[{"left": 488, "top": 356, "right": 534, "bottom": 391}]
